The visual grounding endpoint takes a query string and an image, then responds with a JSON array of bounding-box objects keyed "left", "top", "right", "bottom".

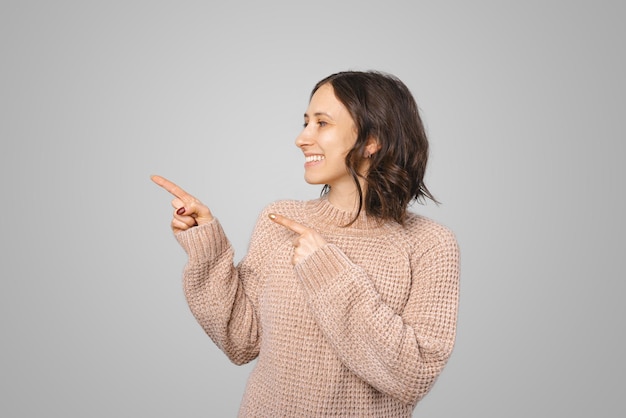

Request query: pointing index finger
[
  {"left": 151, "top": 175, "right": 192, "bottom": 200},
  {"left": 269, "top": 213, "right": 308, "bottom": 235}
]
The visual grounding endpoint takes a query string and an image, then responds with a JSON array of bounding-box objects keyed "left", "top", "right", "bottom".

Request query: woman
[{"left": 152, "top": 70, "right": 460, "bottom": 417}]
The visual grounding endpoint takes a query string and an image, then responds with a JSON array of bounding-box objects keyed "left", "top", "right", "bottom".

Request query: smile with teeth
[{"left": 305, "top": 155, "right": 325, "bottom": 163}]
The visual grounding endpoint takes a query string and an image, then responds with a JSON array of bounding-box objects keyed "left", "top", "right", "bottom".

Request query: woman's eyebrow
[{"left": 304, "top": 112, "right": 333, "bottom": 118}]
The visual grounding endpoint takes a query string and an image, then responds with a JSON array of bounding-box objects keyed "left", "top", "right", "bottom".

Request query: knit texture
[{"left": 175, "top": 197, "right": 460, "bottom": 417}]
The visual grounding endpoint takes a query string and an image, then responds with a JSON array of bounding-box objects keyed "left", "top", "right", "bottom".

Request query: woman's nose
[{"left": 295, "top": 127, "right": 312, "bottom": 148}]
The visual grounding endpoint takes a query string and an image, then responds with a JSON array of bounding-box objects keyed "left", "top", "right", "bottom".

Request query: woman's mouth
[
  {"left": 304, "top": 155, "right": 325, "bottom": 168},
  {"left": 305, "top": 155, "right": 325, "bottom": 164}
]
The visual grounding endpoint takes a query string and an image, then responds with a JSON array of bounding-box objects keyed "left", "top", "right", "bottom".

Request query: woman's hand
[
  {"left": 269, "top": 213, "right": 328, "bottom": 265},
  {"left": 151, "top": 175, "right": 214, "bottom": 233}
]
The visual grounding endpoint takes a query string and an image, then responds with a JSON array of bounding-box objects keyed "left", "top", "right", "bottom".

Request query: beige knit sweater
[{"left": 175, "top": 197, "right": 460, "bottom": 417}]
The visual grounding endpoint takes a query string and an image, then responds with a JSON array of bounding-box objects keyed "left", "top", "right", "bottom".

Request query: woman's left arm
[{"left": 295, "top": 231, "right": 460, "bottom": 406}]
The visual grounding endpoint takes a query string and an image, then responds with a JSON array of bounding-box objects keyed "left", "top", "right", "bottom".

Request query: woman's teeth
[{"left": 305, "top": 155, "right": 325, "bottom": 162}]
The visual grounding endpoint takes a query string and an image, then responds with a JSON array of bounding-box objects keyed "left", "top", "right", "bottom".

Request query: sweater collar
[{"left": 303, "top": 196, "right": 398, "bottom": 236}]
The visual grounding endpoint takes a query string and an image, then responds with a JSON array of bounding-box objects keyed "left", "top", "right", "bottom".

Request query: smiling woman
[{"left": 152, "top": 70, "right": 460, "bottom": 417}]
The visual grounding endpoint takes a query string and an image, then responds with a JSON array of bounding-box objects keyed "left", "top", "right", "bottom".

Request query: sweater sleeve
[
  {"left": 294, "top": 228, "right": 460, "bottom": 406},
  {"left": 175, "top": 211, "right": 272, "bottom": 365}
]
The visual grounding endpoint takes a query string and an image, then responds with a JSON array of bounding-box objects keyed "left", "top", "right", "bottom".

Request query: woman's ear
[{"left": 364, "top": 136, "right": 381, "bottom": 158}]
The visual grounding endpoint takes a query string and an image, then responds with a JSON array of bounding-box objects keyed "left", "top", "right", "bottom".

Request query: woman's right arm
[
  {"left": 151, "top": 175, "right": 264, "bottom": 365},
  {"left": 175, "top": 219, "right": 262, "bottom": 365}
]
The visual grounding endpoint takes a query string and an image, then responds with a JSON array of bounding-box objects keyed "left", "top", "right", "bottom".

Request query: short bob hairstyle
[{"left": 312, "top": 70, "right": 437, "bottom": 225}]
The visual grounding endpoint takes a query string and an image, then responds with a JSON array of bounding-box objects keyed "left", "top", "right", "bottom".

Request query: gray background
[{"left": 1, "top": 1, "right": 624, "bottom": 417}]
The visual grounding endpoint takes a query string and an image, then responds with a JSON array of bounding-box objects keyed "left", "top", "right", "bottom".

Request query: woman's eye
[{"left": 302, "top": 120, "right": 327, "bottom": 128}]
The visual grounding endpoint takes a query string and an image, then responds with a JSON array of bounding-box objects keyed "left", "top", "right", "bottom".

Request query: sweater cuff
[
  {"left": 174, "top": 219, "right": 229, "bottom": 262},
  {"left": 295, "top": 244, "right": 353, "bottom": 295}
]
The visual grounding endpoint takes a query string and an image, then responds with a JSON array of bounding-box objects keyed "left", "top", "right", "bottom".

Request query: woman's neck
[{"left": 326, "top": 179, "right": 367, "bottom": 213}]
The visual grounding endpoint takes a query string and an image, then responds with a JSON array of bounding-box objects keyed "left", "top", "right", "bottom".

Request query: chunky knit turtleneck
[
  {"left": 175, "top": 198, "right": 460, "bottom": 417},
  {"left": 301, "top": 197, "right": 391, "bottom": 235}
]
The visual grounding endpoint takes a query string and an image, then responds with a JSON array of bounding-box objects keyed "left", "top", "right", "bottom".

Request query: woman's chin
[{"left": 303, "top": 175, "right": 323, "bottom": 185}]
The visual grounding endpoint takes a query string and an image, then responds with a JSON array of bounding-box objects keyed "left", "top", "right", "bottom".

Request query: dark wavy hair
[{"left": 312, "top": 70, "right": 438, "bottom": 225}]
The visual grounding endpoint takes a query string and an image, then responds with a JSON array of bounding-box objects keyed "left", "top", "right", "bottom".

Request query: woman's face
[{"left": 296, "top": 83, "right": 358, "bottom": 189}]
